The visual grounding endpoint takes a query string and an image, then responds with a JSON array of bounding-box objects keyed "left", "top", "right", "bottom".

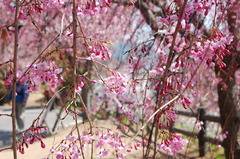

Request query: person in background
[
  {"left": 8, "top": 82, "right": 29, "bottom": 131},
  {"left": 43, "top": 82, "right": 63, "bottom": 111}
]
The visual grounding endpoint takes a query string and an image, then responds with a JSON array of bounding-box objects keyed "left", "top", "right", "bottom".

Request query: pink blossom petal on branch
[{"left": 159, "top": 18, "right": 170, "bottom": 25}]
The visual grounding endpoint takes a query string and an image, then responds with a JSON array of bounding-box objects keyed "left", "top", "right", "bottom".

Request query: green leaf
[{"left": 107, "top": 42, "right": 114, "bottom": 45}]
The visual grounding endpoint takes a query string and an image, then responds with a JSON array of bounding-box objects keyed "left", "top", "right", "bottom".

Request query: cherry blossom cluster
[
  {"left": 17, "top": 127, "right": 48, "bottom": 154},
  {"left": 15, "top": 0, "right": 68, "bottom": 20},
  {"left": 154, "top": 108, "right": 178, "bottom": 129},
  {"left": 190, "top": 31, "right": 233, "bottom": 68},
  {"left": 158, "top": 133, "right": 188, "bottom": 155},
  {"left": 44, "top": 0, "right": 67, "bottom": 8},
  {"left": 88, "top": 94, "right": 104, "bottom": 117},
  {"left": 4, "top": 70, "right": 24, "bottom": 87},
  {"left": 18, "top": 1, "right": 44, "bottom": 20},
  {"left": 4, "top": 61, "right": 63, "bottom": 93},
  {"left": 216, "top": 131, "right": 228, "bottom": 142},
  {"left": 77, "top": 0, "right": 111, "bottom": 16},
  {"left": 114, "top": 93, "right": 139, "bottom": 120},
  {"left": 103, "top": 72, "right": 128, "bottom": 95},
  {"left": 194, "top": 120, "right": 204, "bottom": 131},
  {"left": 165, "top": 109, "right": 178, "bottom": 123},
  {"left": 50, "top": 134, "right": 83, "bottom": 159},
  {"left": 88, "top": 89, "right": 138, "bottom": 120},
  {"left": 95, "top": 131, "right": 126, "bottom": 158},
  {"left": 216, "top": 131, "right": 228, "bottom": 149},
  {"left": 76, "top": 79, "right": 84, "bottom": 92},
  {"left": 158, "top": 0, "right": 212, "bottom": 29},
  {"left": 184, "top": 0, "right": 213, "bottom": 19},
  {"left": 88, "top": 92, "right": 111, "bottom": 118},
  {"left": 117, "top": 109, "right": 138, "bottom": 126},
  {"left": 48, "top": 130, "right": 138, "bottom": 159},
  {"left": 150, "top": 96, "right": 192, "bottom": 129},
  {"left": 1, "top": 0, "right": 111, "bottom": 22},
  {"left": 87, "top": 42, "right": 112, "bottom": 61},
  {"left": 180, "top": 97, "right": 192, "bottom": 109}
]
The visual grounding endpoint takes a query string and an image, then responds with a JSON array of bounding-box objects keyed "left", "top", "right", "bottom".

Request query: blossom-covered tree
[{"left": 0, "top": 0, "right": 239, "bottom": 159}]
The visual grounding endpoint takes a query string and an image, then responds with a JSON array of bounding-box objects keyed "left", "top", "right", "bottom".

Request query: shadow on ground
[{"left": 0, "top": 130, "right": 12, "bottom": 148}]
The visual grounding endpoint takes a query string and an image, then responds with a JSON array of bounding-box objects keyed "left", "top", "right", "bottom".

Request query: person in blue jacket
[{"left": 8, "top": 82, "right": 29, "bottom": 131}]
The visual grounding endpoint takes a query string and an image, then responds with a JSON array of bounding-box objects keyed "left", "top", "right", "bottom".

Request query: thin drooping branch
[
  {"left": 0, "top": 146, "right": 12, "bottom": 152},
  {"left": 151, "top": 1, "right": 188, "bottom": 158},
  {"left": 0, "top": 114, "right": 12, "bottom": 117},
  {"left": 76, "top": 18, "right": 113, "bottom": 93},
  {"left": 72, "top": 0, "right": 86, "bottom": 159},
  {"left": 11, "top": 0, "right": 20, "bottom": 158},
  {"left": 158, "top": 0, "right": 188, "bottom": 95},
  {"left": 126, "top": 94, "right": 181, "bottom": 146}
]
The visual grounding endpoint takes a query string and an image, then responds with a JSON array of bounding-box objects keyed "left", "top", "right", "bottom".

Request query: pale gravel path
[{"left": 0, "top": 120, "right": 162, "bottom": 159}]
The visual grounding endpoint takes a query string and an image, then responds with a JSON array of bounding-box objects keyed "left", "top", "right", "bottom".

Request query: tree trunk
[
  {"left": 216, "top": 53, "right": 240, "bottom": 159},
  {"left": 216, "top": 7, "right": 240, "bottom": 158},
  {"left": 81, "top": 60, "right": 92, "bottom": 121},
  {"left": 218, "top": 80, "right": 240, "bottom": 159}
]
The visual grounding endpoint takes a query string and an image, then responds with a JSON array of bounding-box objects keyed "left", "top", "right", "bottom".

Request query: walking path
[
  {"left": 1, "top": 125, "right": 77, "bottom": 159},
  {"left": 0, "top": 120, "right": 171, "bottom": 159},
  {"left": 0, "top": 106, "right": 80, "bottom": 148},
  {"left": 0, "top": 92, "right": 81, "bottom": 148}
]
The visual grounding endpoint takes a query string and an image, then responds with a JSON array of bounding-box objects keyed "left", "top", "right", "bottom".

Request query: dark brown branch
[
  {"left": 0, "top": 114, "right": 12, "bottom": 117},
  {"left": 12, "top": 0, "right": 20, "bottom": 158},
  {"left": 135, "top": 1, "right": 158, "bottom": 32},
  {"left": 0, "top": 146, "right": 12, "bottom": 152}
]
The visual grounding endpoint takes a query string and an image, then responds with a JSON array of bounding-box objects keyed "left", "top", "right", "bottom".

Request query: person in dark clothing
[{"left": 8, "top": 82, "right": 29, "bottom": 131}]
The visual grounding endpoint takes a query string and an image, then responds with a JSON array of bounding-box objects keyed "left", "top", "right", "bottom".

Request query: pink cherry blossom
[
  {"left": 103, "top": 72, "right": 128, "bottom": 94},
  {"left": 97, "top": 149, "right": 110, "bottom": 158},
  {"left": 158, "top": 134, "right": 188, "bottom": 155},
  {"left": 194, "top": 120, "right": 204, "bottom": 131},
  {"left": 56, "top": 151, "right": 64, "bottom": 159},
  {"left": 217, "top": 131, "right": 228, "bottom": 142}
]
